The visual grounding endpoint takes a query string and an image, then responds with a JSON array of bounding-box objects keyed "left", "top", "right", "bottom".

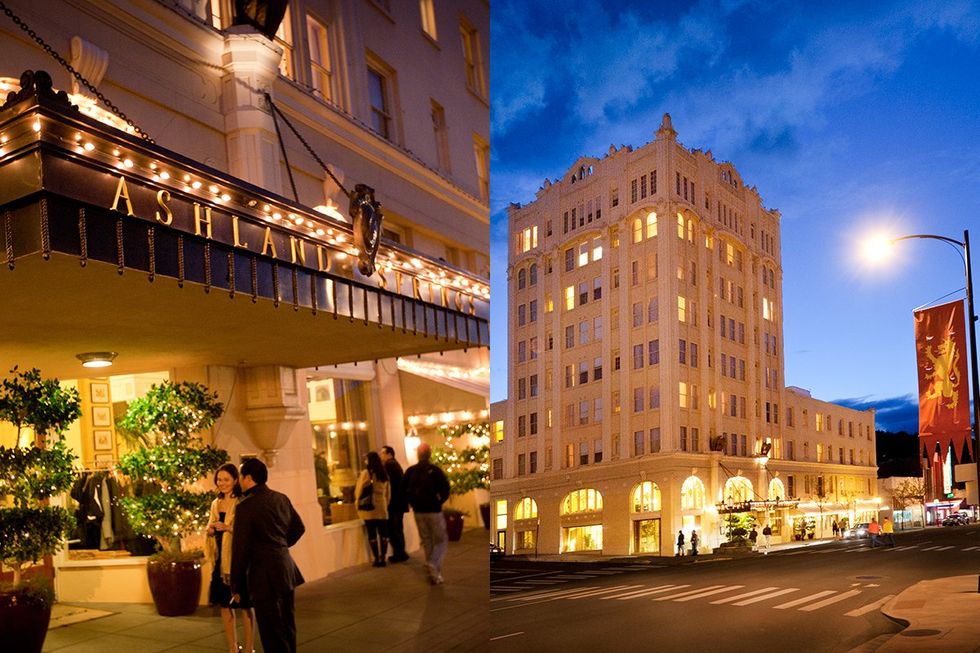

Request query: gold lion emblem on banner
[{"left": 924, "top": 336, "right": 960, "bottom": 410}]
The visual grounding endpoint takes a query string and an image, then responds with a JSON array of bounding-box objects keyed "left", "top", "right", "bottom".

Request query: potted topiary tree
[
  {"left": 432, "top": 421, "right": 489, "bottom": 542},
  {"left": 115, "top": 381, "right": 228, "bottom": 616},
  {"left": 0, "top": 367, "right": 80, "bottom": 653}
]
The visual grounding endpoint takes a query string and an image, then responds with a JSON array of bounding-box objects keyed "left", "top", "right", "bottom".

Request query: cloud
[{"left": 832, "top": 394, "right": 919, "bottom": 433}]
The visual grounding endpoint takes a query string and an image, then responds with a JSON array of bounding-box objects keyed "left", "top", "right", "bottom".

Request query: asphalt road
[{"left": 489, "top": 525, "right": 980, "bottom": 653}]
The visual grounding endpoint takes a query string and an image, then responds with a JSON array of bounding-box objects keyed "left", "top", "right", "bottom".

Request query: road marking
[
  {"left": 865, "top": 583, "right": 880, "bottom": 588},
  {"left": 672, "top": 585, "right": 746, "bottom": 602},
  {"left": 934, "top": 546, "right": 955, "bottom": 551},
  {"left": 490, "top": 632, "right": 524, "bottom": 642},
  {"left": 845, "top": 595, "right": 895, "bottom": 617},
  {"left": 731, "top": 587, "right": 799, "bottom": 606},
  {"left": 491, "top": 586, "right": 604, "bottom": 612},
  {"left": 551, "top": 574, "right": 593, "bottom": 580},
  {"left": 773, "top": 590, "right": 837, "bottom": 610},
  {"left": 565, "top": 585, "right": 646, "bottom": 600},
  {"left": 709, "top": 587, "right": 779, "bottom": 604},
  {"left": 505, "top": 586, "right": 600, "bottom": 602},
  {"left": 784, "top": 551, "right": 808, "bottom": 556},
  {"left": 891, "top": 545, "right": 917, "bottom": 551},
  {"left": 964, "top": 546, "right": 980, "bottom": 551},
  {"left": 491, "top": 587, "right": 523, "bottom": 593},
  {"left": 651, "top": 585, "right": 727, "bottom": 601},
  {"left": 920, "top": 546, "right": 943, "bottom": 551},
  {"left": 603, "top": 584, "right": 688, "bottom": 600},
  {"left": 586, "top": 570, "right": 625, "bottom": 575},
  {"left": 798, "top": 589, "right": 862, "bottom": 612}
]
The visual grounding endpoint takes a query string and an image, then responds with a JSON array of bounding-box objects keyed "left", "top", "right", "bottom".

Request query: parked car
[
  {"left": 490, "top": 542, "right": 505, "bottom": 559},
  {"left": 843, "top": 522, "right": 870, "bottom": 539},
  {"left": 942, "top": 514, "right": 968, "bottom": 527}
]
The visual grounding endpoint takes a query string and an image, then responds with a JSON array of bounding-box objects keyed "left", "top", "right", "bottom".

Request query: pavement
[
  {"left": 497, "top": 528, "right": 980, "bottom": 652},
  {"left": 42, "top": 525, "right": 489, "bottom": 653}
]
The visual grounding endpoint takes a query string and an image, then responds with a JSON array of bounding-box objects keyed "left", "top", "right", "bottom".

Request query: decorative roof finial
[{"left": 656, "top": 113, "right": 677, "bottom": 141}]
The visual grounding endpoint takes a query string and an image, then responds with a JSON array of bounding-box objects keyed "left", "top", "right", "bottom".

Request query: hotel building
[
  {"left": 0, "top": 0, "right": 488, "bottom": 603},
  {"left": 491, "top": 115, "right": 877, "bottom": 556}
]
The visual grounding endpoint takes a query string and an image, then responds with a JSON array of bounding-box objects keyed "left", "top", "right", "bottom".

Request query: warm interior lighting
[{"left": 75, "top": 351, "right": 118, "bottom": 368}]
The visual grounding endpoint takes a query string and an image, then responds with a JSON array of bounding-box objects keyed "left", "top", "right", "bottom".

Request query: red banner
[{"left": 915, "top": 300, "right": 972, "bottom": 462}]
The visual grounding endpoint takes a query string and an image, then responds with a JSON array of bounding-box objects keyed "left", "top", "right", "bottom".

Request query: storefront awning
[{"left": 0, "top": 71, "right": 489, "bottom": 377}]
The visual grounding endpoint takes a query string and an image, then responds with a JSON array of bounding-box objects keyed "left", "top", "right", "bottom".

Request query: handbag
[{"left": 357, "top": 479, "right": 374, "bottom": 511}]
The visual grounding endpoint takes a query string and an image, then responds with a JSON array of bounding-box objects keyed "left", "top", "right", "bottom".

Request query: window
[
  {"left": 306, "top": 14, "right": 335, "bottom": 102},
  {"left": 631, "top": 482, "right": 662, "bottom": 512},
  {"left": 594, "top": 438, "right": 603, "bottom": 463},
  {"left": 650, "top": 428, "right": 661, "bottom": 452},
  {"left": 430, "top": 100, "right": 451, "bottom": 172},
  {"left": 634, "top": 430, "right": 645, "bottom": 456},
  {"left": 646, "top": 212, "right": 657, "bottom": 238},
  {"left": 633, "top": 344, "right": 645, "bottom": 369},
  {"left": 473, "top": 134, "right": 490, "bottom": 202},
  {"left": 678, "top": 296, "right": 687, "bottom": 323},
  {"left": 419, "top": 0, "right": 438, "bottom": 40},
  {"left": 529, "top": 451, "right": 538, "bottom": 473},
  {"left": 274, "top": 7, "right": 295, "bottom": 79},
  {"left": 681, "top": 476, "right": 705, "bottom": 510},
  {"left": 517, "top": 453, "right": 526, "bottom": 476},
  {"left": 492, "top": 458, "right": 503, "bottom": 480},
  {"left": 459, "top": 17, "right": 487, "bottom": 97},
  {"left": 648, "top": 339, "right": 659, "bottom": 365},
  {"left": 367, "top": 63, "right": 394, "bottom": 140}
]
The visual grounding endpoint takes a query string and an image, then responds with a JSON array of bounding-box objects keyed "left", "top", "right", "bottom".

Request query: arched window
[
  {"left": 529, "top": 263, "right": 538, "bottom": 286},
  {"left": 769, "top": 478, "right": 785, "bottom": 502},
  {"left": 681, "top": 476, "right": 705, "bottom": 510},
  {"left": 724, "top": 476, "right": 753, "bottom": 503},
  {"left": 561, "top": 488, "right": 603, "bottom": 515},
  {"left": 632, "top": 218, "right": 643, "bottom": 244},
  {"left": 646, "top": 212, "right": 657, "bottom": 238},
  {"left": 631, "top": 481, "right": 661, "bottom": 513},
  {"left": 517, "top": 268, "right": 527, "bottom": 290},
  {"left": 514, "top": 497, "right": 538, "bottom": 520},
  {"left": 677, "top": 213, "right": 686, "bottom": 239}
]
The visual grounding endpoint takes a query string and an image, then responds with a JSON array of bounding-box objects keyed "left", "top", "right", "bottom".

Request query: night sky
[{"left": 488, "top": 0, "right": 980, "bottom": 433}]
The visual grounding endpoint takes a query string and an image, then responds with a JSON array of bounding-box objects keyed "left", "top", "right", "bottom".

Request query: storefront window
[
  {"left": 681, "top": 476, "right": 705, "bottom": 510},
  {"left": 514, "top": 496, "right": 538, "bottom": 520},
  {"left": 633, "top": 518, "right": 660, "bottom": 553},
  {"left": 308, "top": 377, "right": 374, "bottom": 525},
  {"left": 631, "top": 481, "right": 662, "bottom": 512},
  {"left": 769, "top": 478, "right": 785, "bottom": 501},
  {"left": 561, "top": 488, "right": 603, "bottom": 514},
  {"left": 563, "top": 524, "right": 603, "bottom": 552}
]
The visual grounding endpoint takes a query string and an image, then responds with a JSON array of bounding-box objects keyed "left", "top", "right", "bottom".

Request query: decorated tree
[
  {"left": 115, "top": 381, "right": 228, "bottom": 556},
  {"left": 0, "top": 367, "right": 80, "bottom": 590},
  {"left": 431, "top": 420, "right": 490, "bottom": 495}
]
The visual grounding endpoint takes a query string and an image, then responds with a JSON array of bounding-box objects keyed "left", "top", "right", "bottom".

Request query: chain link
[{"left": 0, "top": 1, "right": 154, "bottom": 143}]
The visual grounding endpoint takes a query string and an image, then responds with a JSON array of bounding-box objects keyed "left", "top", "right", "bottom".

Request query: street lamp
[{"left": 866, "top": 229, "right": 980, "bottom": 590}]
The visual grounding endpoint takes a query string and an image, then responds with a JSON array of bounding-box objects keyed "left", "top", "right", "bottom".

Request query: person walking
[
  {"left": 882, "top": 517, "right": 896, "bottom": 547},
  {"left": 867, "top": 517, "right": 881, "bottom": 548},
  {"left": 690, "top": 531, "right": 699, "bottom": 556},
  {"left": 762, "top": 524, "right": 772, "bottom": 554},
  {"left": 749, "top": 526, "right": 758, "bottom": 551},
  {"left": 676, "top": 529, "right": 685, "bottom": 556},
  {"left": 206, "top": 463, "right": 255, "bottom": 653},
  {"left": 403, "top": 443, "right": 451, "bottom": 585},
  {"left": 355, "top": 451, "right": 390, "bottom": 567},
  {"left": 380, "top": 445, "right": 409, "bottom": 563},
  {"left": 231, "top": 458, "right": 306, "bottom": 653},
  {"left": 832, "top": 519, "right": 840, "bottom": 540}
]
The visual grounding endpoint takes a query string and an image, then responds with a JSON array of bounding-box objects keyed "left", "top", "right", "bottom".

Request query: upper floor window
[
  {"left": 473, "top": 134, "right": 490, "bottom": 202},
  {"left": 306, "top": 13, "right": 335, "bottom": 103},
  {"left": 367, "top": 63, "right": 394, "bottom": 140},
  {"left": 275, "top": 7, "right": 295, "bottom": 79},
  {"left": 431, "top": 100, "right": 451, "bottom": 172},
  {"left": 419, "top": 0, "right": 438, "bottom": 40},
  {"left": 460, "top": 17, "right": 487, "bottom": 98}
]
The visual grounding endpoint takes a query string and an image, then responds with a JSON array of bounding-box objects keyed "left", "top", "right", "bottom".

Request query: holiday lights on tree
[
  {"left": 431, "top": 420, "right": 490, "bottom": 495},
  {"left": 115, "top": 381, "right": 227, "bottom": 555}
]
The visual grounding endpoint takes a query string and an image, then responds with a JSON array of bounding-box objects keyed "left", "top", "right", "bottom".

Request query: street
[{"left": 489, "top": 525, "right": 980, "bottom": 652}]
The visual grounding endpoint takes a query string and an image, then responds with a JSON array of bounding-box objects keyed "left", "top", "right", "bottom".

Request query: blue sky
[{"left": 488, "top": 0, "right": 980, "bottom": 433}]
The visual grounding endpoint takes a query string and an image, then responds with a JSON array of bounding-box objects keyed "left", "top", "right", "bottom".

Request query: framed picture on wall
[
  {"left": 91, "top": 406, "right": 112, "bottom": 427},
  {"left": 94, "top": 453, "right": 113, "bottom": 467},
  {"left": 90, "top": 382, "right": 109, "bottom": 403},
  {"left": 94, "top": 429, "right": 112, "bottom": 451}
]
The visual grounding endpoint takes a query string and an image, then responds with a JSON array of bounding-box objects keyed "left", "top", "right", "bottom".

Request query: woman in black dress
[{"left": 206, "top": 463, "right": 255, "bottom": 653}]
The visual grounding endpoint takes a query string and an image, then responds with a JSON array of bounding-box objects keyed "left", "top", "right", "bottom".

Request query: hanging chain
[{"left": 0, "top": 1, "right": 154, "bottom": 143}]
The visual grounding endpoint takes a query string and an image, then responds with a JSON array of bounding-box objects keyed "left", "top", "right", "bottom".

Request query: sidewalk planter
[
  {"left": 444, "top": 510, "right": 465, "bottom": 542},
  {"left": 0, "top": 585, "right": 52, "bottom": 653},
  {"left": 146, "top": 556, "right": 203, "bottom": 617}
]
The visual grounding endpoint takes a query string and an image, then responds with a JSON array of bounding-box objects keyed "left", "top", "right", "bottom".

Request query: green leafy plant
[
  {"left": 431, "top": 421, "right": 489, "bottom": 495},
  {"left": 115, "top": 381, "right": 228, "bottom": 554},
  {"left": 0, "top": 367, "right": 80, "bottom": 590}
]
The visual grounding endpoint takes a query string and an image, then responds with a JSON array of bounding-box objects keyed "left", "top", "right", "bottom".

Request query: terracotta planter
[
  {"left": 146, "top": 557, "right": 203, "bottom": 616},
  {"left": 0, "top": 588, "right": 52, "bottom": 653},
  {"left": 444, "top": 512, "right": 464, "bottom": 542}
]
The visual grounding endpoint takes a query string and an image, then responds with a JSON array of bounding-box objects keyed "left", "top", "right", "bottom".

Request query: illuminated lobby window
[
  {"left": 562, "top": 524, "right": 603, "bottom": 552},
  {"left": 515, "top": 496, "right": 538, "bottom": 520},
  {"left": 681, "top": 476, "right": 705, "bottom": 510},
  {"left": 724, "top": 476, "right": 753, "bottom": 503},
  {"left": 631, "top": 481, "right": 662, "bottom": 513},
  {"left": 561, "top": 488, "right": 603, "bottom": 514}
]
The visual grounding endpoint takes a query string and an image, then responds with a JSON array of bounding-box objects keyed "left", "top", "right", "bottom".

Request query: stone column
[
  {"left": 243, "top": 365, "right": 307, "bottom": 467},
  {"left": 221, "top": 27, "right": 284, "bottom": 193}
]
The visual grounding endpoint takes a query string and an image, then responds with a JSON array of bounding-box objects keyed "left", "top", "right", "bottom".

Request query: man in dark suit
[
  {"left": 380, "top": 445, "right": 409, "bottom": 563},
  {"left": 231, "top": 457, "right": 305, "bottom": 653}
]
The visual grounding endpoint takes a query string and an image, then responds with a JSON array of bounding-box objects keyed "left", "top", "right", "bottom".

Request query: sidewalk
[
  {"left": 42, "top": 526, "right": 489, "bottom": 652},
  {"left": 874, "top": 575, "right": 980, "bottom": 653}
]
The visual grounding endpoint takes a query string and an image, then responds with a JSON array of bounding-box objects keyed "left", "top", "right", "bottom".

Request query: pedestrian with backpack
[{"left": 403, "top": 443, "right": 451, "bottom": 584}]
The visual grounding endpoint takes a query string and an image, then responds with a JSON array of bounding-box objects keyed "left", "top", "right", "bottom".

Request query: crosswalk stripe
[
  {"left": 920, "top": 546, "right": 943, "bottom": 551},
  {"left": 603, "top": 584, "right": 688, "bottom": 600},
  {"left": 773, "top": 590, "right": 837, "bottom": 610},
  {"left": 963, "top": 546, "right": 980, "bottom": 551},
  {"left": 491, "top": 587, "right": 523, "bottom": 593},
  {"left": 552, "top": 584, "right": 636, "bottom": 601},
  {"left": 672, "top": 585, "right": 746, "bottom": 602},
  {"left": 731, "top": 587, "right": 799, "bottom": 606},
  {"left": 784, "top": 551, "right": 808, "bottom": 556},
  {"left": 710, "top": 587, "right": 779, "bottom": 604},
  {"left": 798, "top": 589, "right": 862, "bottom": 612},
  {"left": 586, "top": 570, "right": 625, "bottom": 575},
  {"left": 651, "top": 585, "right": 727, "bottom": 601},
  {"left": 516, "top": 580, "right": 566, "bottom": 584},
  {"left": 509, "top": 586, "right": 600, "bottom": 602},
  {"left": 566, "top": 585, "right": 646, "bottom": 600},
  {"left": 845, "top": 594, "right": 895, "bottom": 617},
  {"left": 551, "top": 574, "right": 592, "bottom": 580},
  {"left": 934, "top": 546, "right": 955, "bottom": 551}
]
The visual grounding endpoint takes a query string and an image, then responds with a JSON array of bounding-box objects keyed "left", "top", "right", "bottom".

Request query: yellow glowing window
[
  {"left": 578, "top": 242, "right": 589, "bottom": 267},
  {"left": 515, "top": 497, "right": 538, "bottom": 520},
  {"left": 545, "top": 296, "right": 554, "bottom": 313},
  {"left": 562, "top": 524, "right": 602, "bottom": 552},
  {"left": 708, "top": 390, "right": 717, "bottom": 409},
  {"left": 724, "top": 476, "right": 753, "bottom": 503},
  {"left": 769, "top": 478, "right": 785, "bottom": 501},
  {"left": 677, "top": 213, "right": 685, "bottom": 238},
  {"left": 546, "top": 408, "right": 552, "bottom": 428},
  {"left": 632, "top": 218, "right": 643, "bottom": 243},
  {"left": 274, "top": 8, "right": 295, "bottom": 79},
  {"left": 677, "top": 296, "right": 687, "bottom": 323},
  {"left": 646, "top": 212, "right": 657, "bottom": 238},
  {"left": 592, "top": 237, "right": 603, "bottom": 261},
  {"left": 561, "top": 488, "right": 603, "bottom": 514},
  {"left": 631, "top": 481, "right": 662, "bottom": 512},
  {"left": 679, "top": 381, "right": 689, "bottom": 408},
  {"left": 726, "top": 242, "right": 735, "bottom": 266},
  {"left": 681, "top": 476, "right": 705, "bottom": 510},
  {"left": 705, "top": 233, "right": 714, "bottom": 249},
  {"left": 519, "top": 530, "right": 536, "bottom": 549},
  {"left": 565, "top": 286, "right": 575, "bottom": 310},
  {"left": 495, "top": 500, "right": 508, "bottom": 532},
  {"left": 493, "top": 420, "right": 504, "bottom": 442}
]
